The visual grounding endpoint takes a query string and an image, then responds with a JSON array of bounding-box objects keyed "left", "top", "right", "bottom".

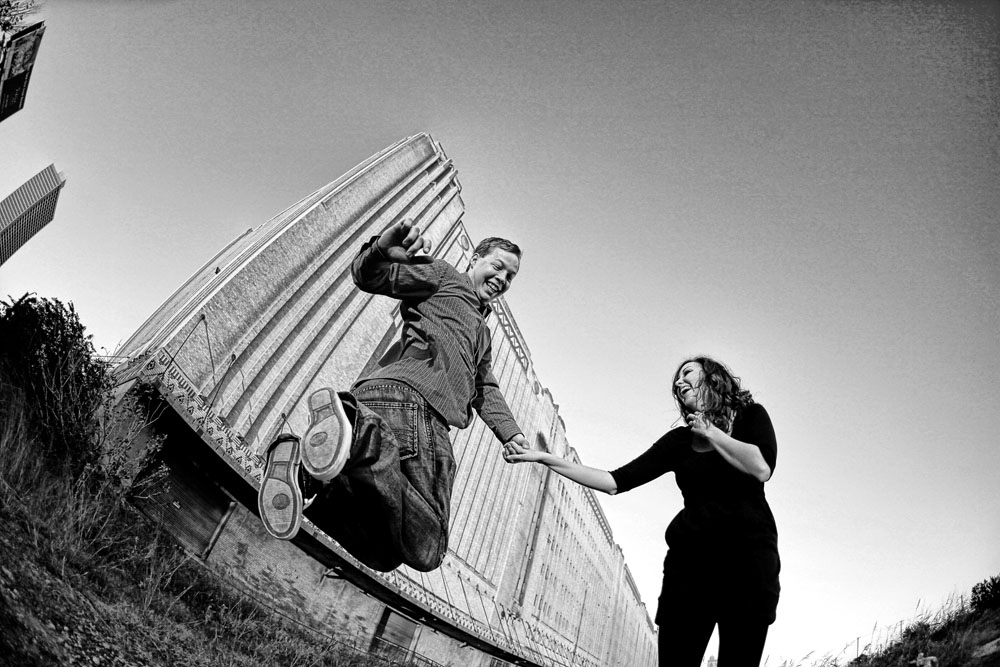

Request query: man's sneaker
[
  {"left": 258, "top": 434, "right": 307, "bottom": 540},
  {"left": 300, "top": 388, "right": 352, "bottom": 482}
]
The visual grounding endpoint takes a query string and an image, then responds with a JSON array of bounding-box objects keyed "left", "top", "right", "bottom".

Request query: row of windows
[{"left": 0, "top": 195, "right": 60, "bottom": 264}]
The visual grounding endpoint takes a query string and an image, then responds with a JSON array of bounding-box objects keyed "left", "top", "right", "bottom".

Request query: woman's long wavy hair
[{"left": 672, "top": 356, "right": 755, "bottom": 433}]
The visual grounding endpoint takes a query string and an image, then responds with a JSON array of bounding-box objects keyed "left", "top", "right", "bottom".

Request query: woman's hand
[
  {"left": 687, "top": 412, "right": 716, "bottom": 452},
  {"left": 687, "top": 412, "right": 715, "bottom": 438},
  {"left": 503, "top": 436, "right": 618, "bottom": 494}
]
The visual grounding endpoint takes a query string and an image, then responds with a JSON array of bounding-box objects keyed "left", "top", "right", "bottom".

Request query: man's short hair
[{"left": 473, "top": 237, "right": 522, "bottom": 259}]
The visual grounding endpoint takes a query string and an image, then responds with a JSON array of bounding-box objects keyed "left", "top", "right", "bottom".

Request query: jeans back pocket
[{"left": 364, "top": 400, "right": 420, "bottom": 460}]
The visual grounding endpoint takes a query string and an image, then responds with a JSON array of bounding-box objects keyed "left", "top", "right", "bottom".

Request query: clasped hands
[{"left": 502, "top": 434, "right": 539, "bottom": 464}]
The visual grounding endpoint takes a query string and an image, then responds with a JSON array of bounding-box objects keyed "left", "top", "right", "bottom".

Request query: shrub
[
  {"left": 971, "top": 574, "right": 1000, "bottom": 613},
  {"left": 0, "top": 293, "right": 111, "bottom": 479}
]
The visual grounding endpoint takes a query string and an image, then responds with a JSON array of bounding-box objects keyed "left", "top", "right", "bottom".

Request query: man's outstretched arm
[{"left": 352, "top": 219, "right": 438, "bottom": 296}]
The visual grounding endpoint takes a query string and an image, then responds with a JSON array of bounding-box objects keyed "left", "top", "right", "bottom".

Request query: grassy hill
[{"left": 836, "top": 595, "right": 1000, "bottom": 667}]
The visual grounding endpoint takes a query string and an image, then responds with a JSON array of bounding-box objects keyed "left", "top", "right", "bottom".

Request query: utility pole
[{"left": 571, "top": 584, "right": 589, "bottom": 665}]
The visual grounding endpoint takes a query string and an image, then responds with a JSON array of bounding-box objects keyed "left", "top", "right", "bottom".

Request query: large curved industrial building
[{"left": 112, "top": 134, "right": 657, "bottom": 667}]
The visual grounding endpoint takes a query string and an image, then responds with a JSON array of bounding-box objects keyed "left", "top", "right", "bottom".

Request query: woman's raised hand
[{"left": 687, "top": 411, "right": 714, "bottom": 438}]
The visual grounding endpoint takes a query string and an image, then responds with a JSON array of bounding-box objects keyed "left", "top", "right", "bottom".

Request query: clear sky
[{"left": 2, "top": 1, "right": 998, "bottom": 663}]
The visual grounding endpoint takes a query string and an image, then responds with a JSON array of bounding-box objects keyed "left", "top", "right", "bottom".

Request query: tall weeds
[{"left": 0, "top": 375, "right": 175, "bottom": 600}]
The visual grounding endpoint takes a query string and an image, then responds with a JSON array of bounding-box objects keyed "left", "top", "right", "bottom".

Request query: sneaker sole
[
  {"left": 258, "top": 435, "right": 303, "bottom": 540},
  {"left": 301, "top": 388, "right": 352, "bottom": 482}
]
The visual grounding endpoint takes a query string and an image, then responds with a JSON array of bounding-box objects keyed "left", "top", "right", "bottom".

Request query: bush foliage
[{"left": 0, "top": 293, "right": 111, "bottom": 479}]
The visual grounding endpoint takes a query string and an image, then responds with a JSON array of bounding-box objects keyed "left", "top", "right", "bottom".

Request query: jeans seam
[{"left": 422, "top": 407, "right": 433, "bottom": 454}]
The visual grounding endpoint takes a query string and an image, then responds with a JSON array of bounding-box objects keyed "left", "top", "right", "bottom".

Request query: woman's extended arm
[
  {"left": 503, "top": 440, "right": 618, "bottom": 494},
  {"left": 688, "top": 412, "right": 772, "bottom": 481}
]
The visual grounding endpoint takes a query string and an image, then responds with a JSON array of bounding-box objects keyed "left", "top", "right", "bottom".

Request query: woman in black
[{"left": 504, "top": 356, "right": 779, "bottom": 667}]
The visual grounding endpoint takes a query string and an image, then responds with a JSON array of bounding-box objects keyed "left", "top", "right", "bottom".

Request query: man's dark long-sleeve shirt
[{"left": 351, "top": 237, "right": 522, "bottom": 443}]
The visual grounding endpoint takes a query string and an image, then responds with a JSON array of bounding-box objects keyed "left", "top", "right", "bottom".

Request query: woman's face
[{"left": 674, "top": 361, "right": 705, "bottom": 411}]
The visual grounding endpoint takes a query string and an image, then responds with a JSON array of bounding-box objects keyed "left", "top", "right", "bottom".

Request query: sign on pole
[{"left": 0, "top": 21, "right": 45, "bottom": 122}]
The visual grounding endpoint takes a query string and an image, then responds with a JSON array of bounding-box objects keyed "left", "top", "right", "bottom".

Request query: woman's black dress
[{"left": 610, "top": 403, "right": 780, "bottom": 624}]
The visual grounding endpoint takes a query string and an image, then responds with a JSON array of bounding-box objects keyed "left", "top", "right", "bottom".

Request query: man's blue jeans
[{"left": 307, "top": 380, "right": 456, "bottom": 572}]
